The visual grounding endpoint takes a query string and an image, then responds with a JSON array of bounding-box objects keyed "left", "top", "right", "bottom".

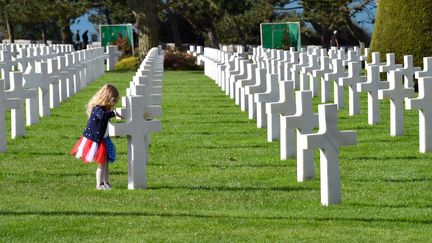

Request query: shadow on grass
[
  {"left": 147, "top": 185, "right": 311, "bottom": 192},
  {"left": 350, "top": 202, "right": 432, "bottom": 209},
  {"left": 149, "top": 162, "right": 291, "bottom": 168},
  {"left": 352, "top": 155, "right": 420, "bottom": 160},
  {"left": 189, "top": 144, "right": 270, "bottom": 149},
  {"left": 1, "top": 210, "right": 432, "bottom": 225},
  {"left": 351, "top": 177, "right": 432, "bottom": 183}
]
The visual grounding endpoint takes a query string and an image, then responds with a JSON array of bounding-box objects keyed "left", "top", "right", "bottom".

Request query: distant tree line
[{"left": 0, "top": 0, "right": 375, "bottom": 57}]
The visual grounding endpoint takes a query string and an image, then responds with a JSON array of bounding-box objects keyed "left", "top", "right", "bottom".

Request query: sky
[{"left": 70, "top": 2, "right": 377, "bottom": 41}]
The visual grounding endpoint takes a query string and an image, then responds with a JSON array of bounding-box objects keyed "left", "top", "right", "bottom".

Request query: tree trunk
[
  {"left": 168, "top": 11, "right": 182, "bottom": 47},
  {"left": 41, "top": 23, "right": 47, "bottom": 45},
  {"left": 5, "top": 14, "right": 14, "bottom": 44},
  {"left": 207, "top": 28, "right": 219, "bottom": 48},
  {"left": 60, "top": 20, "right": 73, "bottom": 44},
  {"left": 127, "top": 0, "right": 159, "bottom": 59}
]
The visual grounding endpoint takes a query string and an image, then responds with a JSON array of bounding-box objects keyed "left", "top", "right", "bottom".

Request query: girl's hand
[{"left": 115, "top": 111, "right": 125, "bottom": 120}]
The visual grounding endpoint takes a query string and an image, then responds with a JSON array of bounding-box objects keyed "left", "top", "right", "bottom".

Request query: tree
[
  {"left": 369, "top": 0, "right": 432, "bottom": 66},
  {"left": 168, "top": 0, "right": 289, "bottom": 47},
  {"left": 0, "top": 0, "right": 48, "bottom": 43},
  {"left": 300, "top": 0, "right": 374, "bottom": 47},
  {"left": 126, "top": 0, "right": 160, "bottom": 58},
  {"left": 46, "top": 0, "right": 89, "bottom": 44}
]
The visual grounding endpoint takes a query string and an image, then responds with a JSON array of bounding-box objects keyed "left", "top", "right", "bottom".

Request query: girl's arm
[{"left": 115, "top": 111, "right": 125, "bottom": 120}]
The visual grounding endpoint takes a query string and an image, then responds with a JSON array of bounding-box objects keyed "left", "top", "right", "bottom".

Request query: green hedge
[
  {"left": 369, "top": 0, "right": 432, "bottom": 66},
  {"left": 115, "top": 56, "right": 140, "bottom": 71}
]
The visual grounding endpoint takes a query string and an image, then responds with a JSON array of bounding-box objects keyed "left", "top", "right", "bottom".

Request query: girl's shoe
[
  {"left": 96, "top": 184, "right": 106, "bottom": 190},
  {"left": 104, "top": 183, "right": 112, "bottom": 190}
]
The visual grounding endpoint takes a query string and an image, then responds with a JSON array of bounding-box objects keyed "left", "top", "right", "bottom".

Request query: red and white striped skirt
[{"left": 70, "top": 136, "right": 107, "bottom": 164}]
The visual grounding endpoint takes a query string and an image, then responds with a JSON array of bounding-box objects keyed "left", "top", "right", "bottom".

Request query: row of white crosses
[
  {"left": 198, "top": 45, "right": 359, "bottom": 206},
  {"left": 198, "top": 44, "right": 432, "bottom": 205},
  {"left": 109, "top": 47, "right": 163, "bottom": 190},
  {"left": 0, "top": 45, "right": 121, "bottom": 152}
]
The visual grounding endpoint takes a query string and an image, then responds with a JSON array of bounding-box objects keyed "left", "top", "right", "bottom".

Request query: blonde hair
[{"left": 86, "top": 84, "right": 119, "bottom": 116}]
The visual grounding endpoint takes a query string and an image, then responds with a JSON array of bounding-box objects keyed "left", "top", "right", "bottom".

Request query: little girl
[{"left": 70, "top": 84, "right": 124, "bottom": 190}]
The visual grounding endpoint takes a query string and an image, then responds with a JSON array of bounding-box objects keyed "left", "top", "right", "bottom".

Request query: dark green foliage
[
  {"left": 163, "top": 50, "right": 202, "bottom": 70},
  {"left": 369, "top": 0, "right": 432, "bottom": 66},
  {"left": 300, "top": 0, "right": 374, "bottom": 47}
]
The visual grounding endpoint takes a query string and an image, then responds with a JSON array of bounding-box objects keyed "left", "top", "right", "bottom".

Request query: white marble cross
[
  {"left": 255, "top": 73, "right": 279, "bottom": 128},
  {"left": 398, "top": 55, "right": 420, "bottom": 89},
  {"left": 57, "top": 56, "right": 70, "bottom": 102},
  {"left": 380, "top": 53, "right": 402, "bottom": 74},
  {"left": 366, "top": 52, "right": 382, "bottom": 68},
  {"left": 281, "top": 90, "right": 318, "bottom": 180},
  {"left": 65, "top": 53, "right": 78, "bottom": 97},
  {"left": 415, "top": 57, "right": 432, "bottom": 80},
  {"left": 299, "top": 104, "right": 357, "bottom": 206},
  {"left": 339, "top": 61, "right": 366, "bottom": 116},
  {"left": 47, "top": 58, "right": 61, "bottom": 109},
  {"left": 0, "top": 48, "right": 17, "bottom": 90},
  {"left": 301, "top": 54, "right": 320, "bottom": 93},
  {"left": 246, "top": 68, "right": 267, "bottom": 120},
  {"left": 266, "top": 80, "right": 296, "bottom": 141},
  {"left": 229, "top": 59, "right": 249, "bottom": 99},
  {"left": 22, "top": 64, "right": 43, "bottom": 125},
  {"left": 284, "top": 51, "right": 298, "bottom": 81},
  {"left": 357, "top": 65, "right": 389, "bottom": 125},
  {"left": 37, "top": 61, "right": 53, "bottom": 117},
  {"left": 291, "top": 52, "right": 308, "bottom": 90},
  {"left": 405, "top": 77, "right": 432, "bottom": 152},
  {"left": 4, "top": 72, "right": 37, "bottom": 138},
  {"left": 0, "top": 79, "right": 20, "bottom": 152},
  {"left": 109, "top": 95, "right": 161, "bottom": 189},
  {"left": 236, "top": 63, "right": 257, "bottom": 111},
  {"left": 378, "top": 69, "right": 414, "bottom": 136},
  {"left": 324, "top": 59, "right": 347, "bottom": 109},
  {"left": 313, "top": 55, "right": 332, "bottom": 103}
]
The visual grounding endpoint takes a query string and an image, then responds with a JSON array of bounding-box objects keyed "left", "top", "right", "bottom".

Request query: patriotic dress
[{"left": 70, "top": 106, "right": 116, "bottom": 164}]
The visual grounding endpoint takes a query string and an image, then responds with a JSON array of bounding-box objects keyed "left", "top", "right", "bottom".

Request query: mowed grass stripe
[{"left": 0, "top": 70, "right": 431, "bottom": 241}]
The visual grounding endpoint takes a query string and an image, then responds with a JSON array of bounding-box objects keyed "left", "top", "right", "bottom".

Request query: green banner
[
  {"left": 260, "top": 22, "right": 301, "bottom": 50},
  {"left": 100, "top": 24, "right": 134, "bottom": 55}
]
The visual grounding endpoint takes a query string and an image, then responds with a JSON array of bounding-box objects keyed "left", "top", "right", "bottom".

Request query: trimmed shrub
[
  {"left": 115, "top": 56, "right": 140, "bottom": 71},
  {"left": 164, "top": 50, "right": 202, "bottom": 70},
  {"left": 369, "top": 0, "right": 432, "bottom": 66}
]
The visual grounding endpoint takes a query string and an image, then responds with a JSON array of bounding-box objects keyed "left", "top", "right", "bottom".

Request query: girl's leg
[
  {"left": 96, "top": 164, "right": 104, "bottom": 189},
  {"left": 103, "top": 163, "right": 110, "bottom": 187}
]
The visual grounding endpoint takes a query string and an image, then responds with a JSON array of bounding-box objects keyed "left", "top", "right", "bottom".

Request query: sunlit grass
[{"left": 0, "top": 70, "right": 431, "bottom": 241}]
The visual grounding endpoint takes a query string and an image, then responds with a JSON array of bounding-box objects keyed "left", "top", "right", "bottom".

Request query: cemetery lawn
[{"left": 1, "top": 70, "right": 432, "bottom": 242}]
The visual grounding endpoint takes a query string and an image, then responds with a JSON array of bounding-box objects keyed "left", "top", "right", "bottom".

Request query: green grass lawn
[{"left": 1, "top": 70, "right": 432, "bottom": 241}]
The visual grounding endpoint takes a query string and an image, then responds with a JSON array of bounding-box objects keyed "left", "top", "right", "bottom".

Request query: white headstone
[
  {"left": 379, "top": 53, "right": 402, "bottom": 73},
  {"left": 339, "top": 61, "right": 366, "bottom": 116},
  {"left": 357, "top": 65, "right": 389, "bottom": 125},
  {"left": 378, "top": 69, "right": 414, "bottom": 136},
  {"left": 5, "top": 72, "right": 37, "bottom": 138},
  {"left": 255, "top": 73, "right": 279, "bottom": 128},
  {"left": 299, "top": 104, "right": 357, "bottom": 206},
  {"left": 312, "top": 55, "right": 332, "bottom": 103},
  {"left": 266, "top": 80, "right": 296, "bottom": 141},
  {"left": 281, "top": 90, "right": 318, "bottom": 180},
  {"left": 0, "top": 79, "right": 20, "bottom": 152},
  {"left": 405, "top": 77, "right": 432, "bottom": 152},
  {"left": 109, "top": 95, "right": 161, "bottom": 189},
  {"left": 415, "top": 57, "right": 432, "bottom": 79},
  {"left": 324, "top": 59, "right": 347, "bottom": 109},
  {"left": 245, "top": 68, "right": 267, "bottom": 119},
  {"left": 301, "top": 54, "right": 320, "bottom": 93},
  {"left": 398, "top": 55, "right": 420, "bottom": 89},
  {"left": 23, "top": 64, "right": 43, "bottom": 125},
  {"left": 236, "top": 63, "right": 257, "bottom": 111}
]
